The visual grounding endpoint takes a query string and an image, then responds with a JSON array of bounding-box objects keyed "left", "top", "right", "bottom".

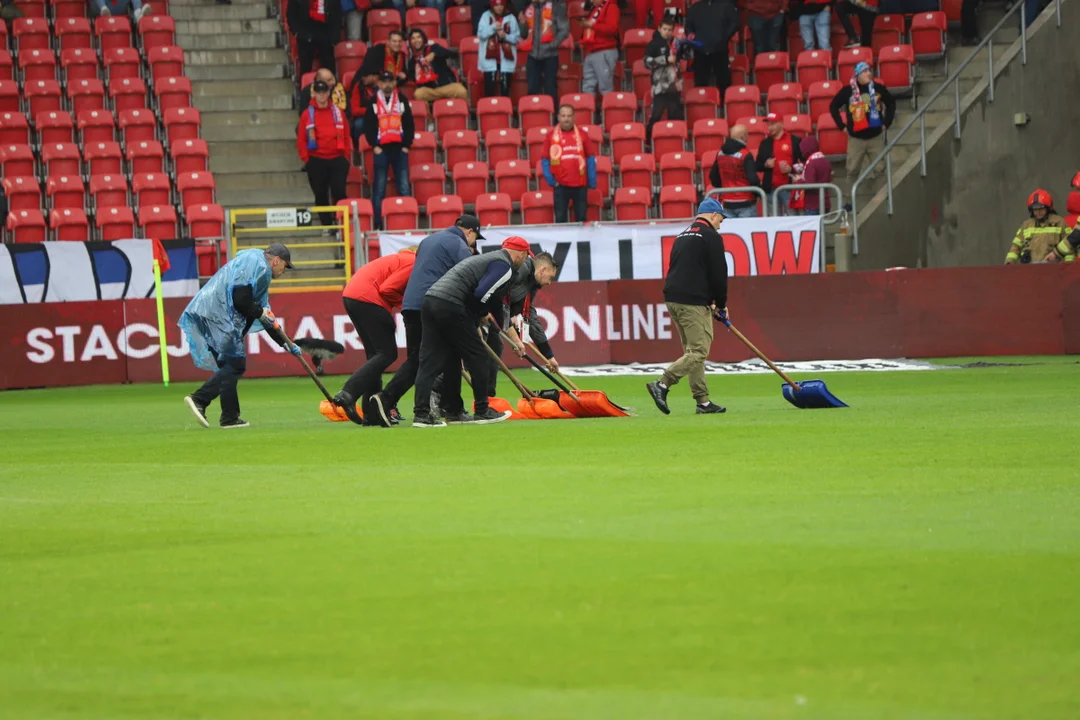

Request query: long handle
[
  {"left": 479, "top": 328, "right": 535, "bottom": 400},
  {"left": 495, "top": 329, "right": 579, "bottom": 401},
  {"left": 524, "top": 342, "right": 582, "bottom": 393},
  {"left": 716, "top": 314, "right": 801, "bottom": 390},
  {"left": 281, "top": 331, "right": 336, "bottom": 402}
]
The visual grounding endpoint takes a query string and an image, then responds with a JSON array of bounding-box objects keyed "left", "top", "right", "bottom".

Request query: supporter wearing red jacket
[
  {"left": 297, "top": 78, "right": 353, "bottom": 229},
  {"left": 580, "top": 0, "right": 621, "bottom": 95},
  {"left": 334, "top": 247, "right": 419, "bottom": 424}
]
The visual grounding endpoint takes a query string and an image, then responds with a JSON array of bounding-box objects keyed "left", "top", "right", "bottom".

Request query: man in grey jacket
[
  {"left": 367, "top": 214, "right": 483, "bottom": 426},
  {"left": 518, "top": 0, "right": 569, "bottom": 104}
]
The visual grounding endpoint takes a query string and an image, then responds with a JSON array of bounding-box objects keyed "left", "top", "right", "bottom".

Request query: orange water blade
[
  {"left": 319, "top": 399, "right": 360, "bottom": 422},
  {"left": 561, "top": 390, "right": 630, "bottom": 418},
  {"left": 516, "top": 397, "right": 573, "bottom": 419}
]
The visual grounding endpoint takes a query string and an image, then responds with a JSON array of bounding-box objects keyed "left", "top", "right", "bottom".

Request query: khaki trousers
[
  {"left": 414, "top": 83, "right": 469, "bottom": 103},
  {"left": 662, "top": 302, "right": 714, "bottom": 404},
  {"left": 845, "top": 134, "right": 884, "bottom": 203}
]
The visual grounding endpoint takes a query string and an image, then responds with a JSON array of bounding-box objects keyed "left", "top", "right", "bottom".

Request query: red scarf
[
  {"left": 484, "top": 12, "right": 515, "bottom": 61},
  {"left": 375, "top": 89, "right": 403, "bottom": 144},
  {"left": 549, "top": 126, "right": 585, "bottom": 176},
  {"left": 305, "top": 103, "right": 347, "bottom": 152},
  {"left": 411, "top": 43, "right": 438, "bottom": 85},
  {"left": 308, "top": 0, "right": 326, "bottom": 23},
  {"left": 384, "top": 48, "right": 404, "bottom": 78}
]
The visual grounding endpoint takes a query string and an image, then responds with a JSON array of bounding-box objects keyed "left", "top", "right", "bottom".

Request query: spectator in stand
[
  {"left": 365, "top": 71, "right": 416, "bottom": 230},
  {"left": 644, "top": 16, "right": 684, "bottom": 142},
  {"left": 349, "top": 30, "right": 409, "bottom": 143},
  {"left": 408, "top": 29, "right": 469, "bottom": 102},
  {"left": 745, "top": 0, "right": 785, "bottom": 55},
  {"left": 829, "top": 61, "right": 895, "bottom": 209},
  {"left": 342, "top": 0, "right": 362, "bottom": 41},
  {"left": 708, "top": 123, "right": 761, "bottom": 218},
  {"left": 1, "top": 0, "right": 24, "bottom": 30},
  {"left": 580, "top": 0, "right": 621, "bottom": 96},
  {"left": 477, "top": 0, "right": 522, "bottom": 98},
  {"left": 297, "top": 68, "right": 347, "bottom": 116},
  {"left": 287, "top": 0, "right": 340, "bottom": 75},
  {"left": 90, "top": 0, "right": 151, "bottom": 20},
  {"left": 757, "top": 112, "right": 803, "bottom": 215},
  {"left": 542, "top": 105, "right": 597, "bottom": 223},
  {"left": 792, "top": 0, "right": 832, "bottom": 51},
  {"left": 835, "top": 0, "right": 876, "bottom": 48},
  {"left": 297, "top": 77, "right": 353, "bottom": 228},
  {"left": 685, "top": 0, "right": 740, "bottom": 93},
  {"left": 960, "top": 0, "right": 979, "bottom": 45},
  {"left": 789, "top": 135, "right": 831, "bottom": 216},
  {"left": 1005, "top": 190, "right": 1072, "bottom": 264},
  {"left": 519, "top": 0, "right": 569, "bottom": 104}
]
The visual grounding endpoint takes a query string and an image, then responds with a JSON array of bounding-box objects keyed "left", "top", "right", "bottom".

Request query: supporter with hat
[
  {"left": 829, "top": 61, "right": 896, "bottom": 210},
  {"left": 756, "top": 112, "right": 803, "bottom": 216},
  {"left": 363, "top": 70, "right": 415, "bottom": 230},
  {"left": 296, "top": 75, "right": 353, "bottom": 230}
]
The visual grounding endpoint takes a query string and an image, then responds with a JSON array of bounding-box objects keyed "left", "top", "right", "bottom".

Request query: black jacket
[
  {"left": 508, "top": 257, "right": 553, "bottom": 358},
  {"left": 829, "top": 81, "right": 897, "bottom": 140},
  {"left": 663, "top": 218, "right": 728, "bottom": 308},
  {"left": 363, "top": 89, "right": 416, "bottom": 149},
  {"left": 286, "top": 0, "right": 341, "bottom": 40},
  {"left": 356, "top": 43, "right": 409, "bottom": 87},
  {"left": 685, "top": 0, "right": 740, "bottom": 55},
  {"left": 408, "top": 34, "right": 460, "bottom": 88},
  {"left": 708, "top": 136, "right": 760, "bottom": 197},
  {"left": 756, "top": 133, "right": 803, "bottom": 193}
]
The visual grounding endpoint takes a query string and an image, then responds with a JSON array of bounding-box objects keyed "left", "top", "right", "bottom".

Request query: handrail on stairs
[{"left": 850, "top": 0, "right": 1063, "bottom": 256}]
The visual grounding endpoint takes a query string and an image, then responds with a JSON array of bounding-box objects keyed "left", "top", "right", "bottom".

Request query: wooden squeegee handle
[{"left": 717, "top": 315, "right": 801, "bottom": 391}]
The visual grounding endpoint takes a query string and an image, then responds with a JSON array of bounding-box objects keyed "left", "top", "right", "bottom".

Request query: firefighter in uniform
[{"left": 1005, "top": 189, "right": 1072, "bottom": 264}]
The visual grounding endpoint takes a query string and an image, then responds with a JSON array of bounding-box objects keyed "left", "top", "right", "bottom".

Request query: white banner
[{"left": 376, "top": 216, "right": 822, "bottom": 281}]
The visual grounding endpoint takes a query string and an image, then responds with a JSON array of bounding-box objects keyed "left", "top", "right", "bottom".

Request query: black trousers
[
  {"left": 692, "top": 51, "right": 730, "bottom": 94},
  {"left": 484, "top": 327, "right": 502, "bottom": 398},
  {"left": 484, "top": 71, "right": 511, "bottom": 98},
  {"left": 380, "top": 308, "right": 422, "bottom": 407},
  {"left": 305, "top": 155, "right": 349, "bottom": 226},
  {"left": 413, "top": 297, "right": 492, "bottom": 417},
  {"left": 836, "top": 2, "right": 876, "bottom": 47},
  {"left": 961, "top": 0, "right": 979, "bottom": 38},
  {"left": 526, "top": 55, "right": 559, "bottom": 105},
  {"left": 554, "top": 184, "right": 588, "bottom": 223},
  {"left": 190, "top": 350, "right": 246, "bottom": 424},
  {"left": 341, "top": 298, "right": 399, "bottom": 401},
  {"left": 297, "top": 34, "right": 336, "bottom": 76},
  {"left": 647, "top": 91, "right": 685, "bottom": 141}
]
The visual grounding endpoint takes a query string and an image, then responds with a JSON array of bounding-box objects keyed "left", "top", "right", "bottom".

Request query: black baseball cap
[
  {"left": 455, "top": 214, "right": 485, "bottom": 240},
  {"left": 266, "top": 243, "right": 294, "bottom": 269},
  {"left": 378, "top": 70, "right": 396, "bottom": 82},
  {"left": 312, "top": 80, "right": 330, "bottom": 92}
]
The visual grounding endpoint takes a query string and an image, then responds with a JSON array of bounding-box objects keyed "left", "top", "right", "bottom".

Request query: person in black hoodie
[
  {"left": 684, "top": 0, "right": 739, "bottom": 93},
  {"left": 646, "top": 197, "right": 730, "bottom": 416},
  {"left": 829, "top": 61, "right": 895, "bottom": 208},
  {"left": 707, "top": 123, "right": 760, "bottom": 218},
  {"left": 286, "top": 0, "right": 341, "bottom": 75},
  {"left": 643, "top": 16, "right": 684, "bottom": 142},
  {"left": 407, "top": 28, "right": 469, "bottom": 103}
]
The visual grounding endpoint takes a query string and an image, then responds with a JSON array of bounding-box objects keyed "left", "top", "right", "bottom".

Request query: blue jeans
[
  {"left": 351, "top": 117, "right": 364, "bottom": 147},
  {"left": 770, "top": 189, "right": 792, "bottom": 216},
  {"left": 372, "top": 146, "right": 411, "bottom": 228},
  {"left": 799, "top": 8, "right": 831, "bottom": 51},
  {"left": 747, "top": 14, "right": 783, "bottom": 54},
  {"left": 725, "top": 204, "right": 758, "bottom": 219}
]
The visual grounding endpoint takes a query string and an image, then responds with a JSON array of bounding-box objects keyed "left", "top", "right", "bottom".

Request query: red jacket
[
  {"left": 297, "top": 101, "right": 353, "bottom": 163},
  {"left": 580, "top": 0, "right": 621, "bottom": 54},
  {"left": 342, "top": 249, "right": 417, "bottom": 311}
]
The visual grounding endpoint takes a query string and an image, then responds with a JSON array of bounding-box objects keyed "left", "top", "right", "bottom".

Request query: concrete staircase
[{"left": 172, "top": 0, "right": 311, "bottom": 209}]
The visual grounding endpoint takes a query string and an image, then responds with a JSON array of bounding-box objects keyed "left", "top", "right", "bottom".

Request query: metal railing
[
  {"left": 705, "top": 186, "right": 770, "bottom": 215},
  {"left": 850, "top": 0, "right": 1063, "bottom": 255},
  {"left": 772, "top": 182, "right": 845, "bottom": 271}
]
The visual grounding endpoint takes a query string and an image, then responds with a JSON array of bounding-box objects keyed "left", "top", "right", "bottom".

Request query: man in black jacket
[
  {"left": 286, "top": 0, "right": 341, "bottom": 75},
  {"left": 829, "top": 61, "right": 896, "bottom": 209},
  {"left": 408, "top": 29, "right": 469, "bottom": 103},
  {"left": 684, "top": 0, "right": 739, "bottom": 92},
  {"left": 647, "top": 198, "right": 729, "bottom": 415},
  {"left": 364, "top": 71, "right": 415, "bottom": 230}
]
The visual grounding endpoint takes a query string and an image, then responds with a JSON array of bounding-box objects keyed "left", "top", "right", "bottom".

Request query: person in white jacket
[{"left": 476, "top": 0, "right": 521, "bottom": 97}]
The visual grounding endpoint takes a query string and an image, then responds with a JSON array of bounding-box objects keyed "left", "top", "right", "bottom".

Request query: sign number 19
[{"left": 296, "top": 209, "right": 313, "bottom": 226}]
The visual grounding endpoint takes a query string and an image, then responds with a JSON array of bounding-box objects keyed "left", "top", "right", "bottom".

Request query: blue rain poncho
[{"left": 178, "top": 248, "right": 273, "bottom": 371}]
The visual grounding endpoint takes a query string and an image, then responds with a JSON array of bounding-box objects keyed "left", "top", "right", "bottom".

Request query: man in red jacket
[
  {"left": 542, "top": 105, "right": 598, "bottom": 223},
  {"left": 333, "top": 247, "right": 418, "bottom": 424},
  {"left": 297, "top": 78, "right": 353, "bottom": 229},
  {"left": 580, "top": 0, "right": 621, "bottom": 95}
]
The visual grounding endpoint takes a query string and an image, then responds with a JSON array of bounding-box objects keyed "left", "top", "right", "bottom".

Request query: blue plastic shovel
[{"left": 715, "top": 312, "right": 848, "bottom": 409}]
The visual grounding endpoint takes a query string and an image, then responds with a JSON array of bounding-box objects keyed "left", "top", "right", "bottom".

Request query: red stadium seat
[
  {"left": 556, "top": 62, "right": 582, "bottom": 99},
  {"left": 521, "top": 190, "right": 555, "bottom": 224},
  {"left": 578, "top": 123, "right": 603, "bottom": 148},
  {"left": 873, "top": 14, "right": 905, "bottom": 52},
  {"left": 494, "top": 159, "right": 531, "bottom": 199},
  {"left": 128, "top": 140, "right": 166, "bottom": 174},
  {"left": 724, "top": 85, "right": 760, "bottom": 122},
  {"left": 19, "top": 48, "right": 57, "bottom": 83},
  {"left": 753, "top": 51, "right": 790, "bottom": 92},
  {"left": 684, "top": 86, "right": 721, "bottom": 126},
  {"left": 878, "top": 45, "right": 915, "bottom": 97},
  {"left": 474, "top": 192, "right": 512, "bottom": 226},
  {"left": 60, "top": 48, "right": 100, "bottom": 84},
  {"left": 447, "top": 5, "right": 472, "bottom": 48},
  {"left": 0, "top": 49, "right": 11, "bottom": 81},
  {"left": 163, "top": 107, "right": 201, "bottom": 145},
  {"left": 741, "top": 116, "right": 768, "bottom": 153},
  {"left": 632, "top": 59, "right": 651, "bottom": 100},
  {"left": 561, "top": 93, "right": 596, "bottom": 127},
  {"left": 15, "top": 0, "right": 45, "bottom": 18},
  {"left": 767, "top": 82, "right": 804, "bottom": 117},
  {"left": 50, "top": 208, "right": 90, "bottom": 241},
  {"left": 2, "top": 177, "right": 42, "bottom": 211},
  {"left": 409, "top": 98, "right": 429, "bottom": 131},
  {"left": 186, "top": 203, "right": 225, "bottom": 239},
  {"left": 433, "top": 98, "right": 469, "bottom": 137},
  {"left": 41, "top": 142, "right": 82, "bottom": 177},
  {"left": 659, "top": 184, "right": 697, "bottom": 218},
  {"left": 176, "top": 172, "right": 217, "bottom": 211},
  {"left": 525, "top": 126, "right": 551, "bottom": 165},
  {"left": 614, "top": 186, "right": 652, "bottom": 221},
  {"left": 381, "top": 196, "right": 420, "bottom": 231},
  {"left": 837, "top": 47, "right": 874, "bottom": 82},
  {"left": 476, "top": 96, "right": 513, "bottom": 136},
  {"left": 7, "top": 209, "right": 47, "bottom": 243},
  {"left": 411, "top": 163, "right": 447, "bottom": 208},
  {"left": 408, "top": 130, "right": 437, "bottom": 166},
  {"left": 27, "top": 79, "right": 64, "bottom": 118},
  {"left": 594, "top": 155, "right": 613, "bottom": 198},
  {"left": 146, "top": 45, "right": 185, "bottom": 82},
  {"left": 659, "top": 151, "right": 695, "bottom": 186},
  {"left": 729, "top": 54, "right": 751, "bottom": 86},
  {"left": 622, "top": 28, "right": 652, "bottom": 69},
  {"left": 55, "top": 16, "right": 93, "bottom": 52},
  {"left": 609, "top": 122, "right": 646, "bottom": 166},
  {"left": 46, "top": 175, "right": 86, "bottom": 210},
  {"left": 64, "top": 78, "right": 105, "bottom": 115},
  {"left": 84, "top": 141, "right": 124, "bottom": 175},
  {"left": 782, "top": 113, "right": 813, "bottom": 135},
  {"left": 426, "top": 194, "right": 464, "bottom": 228},
  {"left": 154, "top": 76, "right": 193, "bottom": 113},
  {"left": 406, "top": 7, "right": 440, "bottom": 39},
  {"left": 458, "top": 36, "right": 480, "bottom": 78},
  {"left": 651, "top": 120, "right": 687, "bottom": 158},
  {"left": 89, "top": 174, "right": 129, "bottom": 211},
  {"left": 0, "top": 80, "right": 18, "bottom": 112},
  {"left": 519, "top": 94, "right": 555, "bottom": 134},
  {"left": 334, "top": 41, "right": 367, "bottom": 77},
  {"left": 139, "top": 205, "right": 179, "bottom": 240},
  {"left": 102, "top": 46, "right": 141, "bottom": 80},
  {"left": 138, "top": 15, "right": 177, "bottom": 52},
  {"left": 337, "top": 197, "right": 375, "bottom": 235},
  {"left": 911, "top": 12, "right": 948, "bottom": 59},
  {"left": 171, "top": 138, "right": 210, "bottom": 174},
  {"left": 796, "top": 49, "right": 832, "bottom": 86},
  {"left": 0, "top": 111, "right": 30, "bottom": 145},
  {"left": 95, "top": 15, "right": 132, "bottom": 52},
  {"left": 118, "top": 108, "right": 157, "bottom": 145},
  {"left": 808, "top": 81, "right": 841, "bottom": 123},
  {"left": 601, "top": 91, "right": 637, "bottom": 131},
  {"left": 132, "top": 172, "right": 172, "bottom": 208},
  {"left": 485, "top": 127, "right": 522, "bottom": 166},
  {"left": 443, "top": 130, "right": 480, "bottom": 168},
  {"left": 109, "top": 76, "right": 148, "bottom": 112},
  {"left": 96, "top": 206, "right": 137, "bottom": 240},
  {"left": 817, "top": 112, "right": 848, "bottom": 156},
  {"left": 12, "top": 17, "right": 51, "bottom": 53},
  {"left": 452, "top": 161, "right": 490, "bottom": 205},
  {"left": 53, "top": 0, "right": 87, "bottom": 19},
  {"left": 0, "top": 144, "right": 35, "bottom": 177},
  {"left": 367, "top": 8, "right": 402, "bottom": 45},
  {"left": 619, "top": 153, "right": 655, "bottom": 191}
]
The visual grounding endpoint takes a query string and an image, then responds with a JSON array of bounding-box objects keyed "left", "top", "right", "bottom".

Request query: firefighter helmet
[{"left": 1028, "top": 189, "right": 1053, "bottom": 210}]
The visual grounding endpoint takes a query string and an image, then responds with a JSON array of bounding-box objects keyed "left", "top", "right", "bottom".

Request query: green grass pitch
[{"left": 1, "top": 360, "right": 1078, "bottom": 719}]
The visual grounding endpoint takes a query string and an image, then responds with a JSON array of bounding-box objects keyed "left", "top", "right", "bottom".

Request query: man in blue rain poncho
[{"left": 179, "top": 243, "right": 295, "bottom": 429}]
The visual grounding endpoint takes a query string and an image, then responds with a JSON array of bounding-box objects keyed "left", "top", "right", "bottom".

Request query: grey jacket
[
  {"left": 519, "top": 0, "right": 570, "bottom": 61},
  {"left": 401, "top": 226, "right": 473, "bottom": 312},
  {"left": 508, "top": 257, "right": 553, "bottom": 357},
  {"left": 427, "top": 249, "right": 517, "bottom": 319}
]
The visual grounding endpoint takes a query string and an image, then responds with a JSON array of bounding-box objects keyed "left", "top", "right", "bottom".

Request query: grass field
[{"left": 2, "top": 359, "right": 1079, "bottom": 719}]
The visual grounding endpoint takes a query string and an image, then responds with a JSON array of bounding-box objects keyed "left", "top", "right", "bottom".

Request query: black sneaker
[
  {"left": 696, "top": 402, "right": 727, "bottom": 414},
  {"left": 184, "top": 396, "right": 209, "bottom": 428},
  {"left": 646, "top": 381, "right": 670, "bottom": 415},
  {"left": 389, "top": 407, "right": 403, "bottom": 425},
  {"left": 333, "top": 390, "right": 364, "bottom": 426},
  {"left": 220, "top": 418, "right": 249, "bottom": 429},
  {"left": 443, "top": 410, "right": 474, "bottom": 424},
  {"left": 472, "top": 407, "right": 511, "bottom": 424},
  {"left": 412, "top": 412, "right": 447, "bottom": 428},
  {"left": 370, "top": 392, "right": 393, "bottom": 428}
]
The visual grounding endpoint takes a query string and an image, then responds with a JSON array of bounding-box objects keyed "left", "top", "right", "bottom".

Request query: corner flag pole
[{"left": 153, "top": 258, "right": 170, "bottom": 387}]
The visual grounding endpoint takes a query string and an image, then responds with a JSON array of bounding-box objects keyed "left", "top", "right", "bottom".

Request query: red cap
[
  {"left": 765, "top": 112, "right": 781, "bottom": 123},
  {"left": 501, "top": 236, "right": 533, "bottom": 255}
]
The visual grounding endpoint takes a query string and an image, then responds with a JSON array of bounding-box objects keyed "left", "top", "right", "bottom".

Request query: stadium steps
[{"left": 176, "top": 0, "right": 314, "bottom": 210}]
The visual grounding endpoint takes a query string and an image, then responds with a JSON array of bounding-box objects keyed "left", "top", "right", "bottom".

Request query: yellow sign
[{"left": 230, "top": 206, "right": 352, "bottom": 294}]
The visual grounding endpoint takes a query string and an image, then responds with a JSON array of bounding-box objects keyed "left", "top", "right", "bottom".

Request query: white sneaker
[
  {"left": 184, "top": 396, "right": 210, "bottom": 428},
  {"left": 100, "top": 6, "right": 111, "bottom": 16},
  {"left": 134, "top": 4, "right": 150, "bottom": 21}
]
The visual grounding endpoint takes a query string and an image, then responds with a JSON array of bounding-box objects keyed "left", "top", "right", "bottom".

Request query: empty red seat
[
  {"left": 127, "top": 140, "right": 166, "bottom": 174},
  {"left": 139, "top": 204, "right": 179, "bottom": 240},
  {"left": 163, "top": 106, "right": 201, "bottom": 145},
  {"left": 474, "top": 192, "right": 512, "bottom": 226},
  {"left": 19, "top": 48, "right": 57, "bottom": 83},
  {"left": 452, "top": 161, "right": 490, "bottom": 205},
  {"left": 447, "top": 5, "right": 472, "bottom": 47},
  {"left": 381, "top": 196, "right": 420, "bottom": 231},
  {"left": 139, "top": 14, "right": 176, "bottom": 52},
  {"left": 406, "top": 6, "right": 440, "bottom": 38},
  {"left": 485, "top": 127, "right": 522, "bottom": 166},
  {"left": 740, "top": 116, "right": 768, "bottom": 153},
  {"left": 911, "top": 12, "right": 948, "bottom": 58},
  {"left": 60, "top": 48, "right": 100, "bottom": 84},
  {"left": 84, "top": 141, "right": 124, "bottom": 175},
  {"left": 46, "top": 175, "right": 85, "bottom": 210},
  {"left": 443, "top": 130, "right": 479, "bottom": 168},
  {"left": 407, "top": 130, "right": 437, "bottom": 166},
  {"left": 808, "top": 81, "right": 841, "bottom": 122},
  {"left": 49, "top": 208, "right": 90, "bottom": 241},
  {"left": 494, "top": 159, "right": 530, "bottom": 199},
  {"left": 610, "top": 122, "right": 646, "bottom": 166},
  {"left": 118, "top": 108, "right": 156, "bottom": 144},
  {"left": 795, "top": 50, "right": 833, "bottom": 86},
  {"left": 55, "top": 16, "right": 93, "bottom": 52},
  {"left": 95, "top": 15, "right": 133, "bottom": 52},
  {"left": 411, "top": 163, "right": 447, "bottom": 208},
  {"left": 659, "top": 184, "right": 697, "bottom": 218},
  {"left": 632, "top": 59, "right": 650, "bottom": 99},
  {"left": 0, "top": 49, "right": 11, "bottom": 81},
  {"left": 684, "top": 86, "right": 721, "bottom": 126},
  {"left": 724, "top": 85, "right": 760, "bottom": 121},
  {"left": 41, "top": 142, "right": 82, "bottom": 177},
  {"left": 366, "top": 8, "right": 401, "bottom": 44},
  {"left": 593, "top": 155, "right": 613, "bottom": 197},
  {"left": 561, "top": 93, "right": 596, "bottom": 127},
  {"left": 619, "top": 153, "right": 655, "bottom": 191},
  {"left": 154, "top": 76, "right": 193, "bottom": 113},
  {"left": 729, "top": 53, "right": 751, "bottom": 86},
  {"left": 519, "top": 95, "right": 555, "bottom": 134},
  {"left": 186, "top": 203, "right": 225, "bottom": 239},
  {"left": 782, "top": 113, "right": 813, "bottom": 135},
  {"left": 753, "top": 51, "right": 790, "bottom": 91},
  {"left": 171, "top": 138, "right": 209, "bottom": 173},
  {"left": 53, "top": 0, "right": 87, "bottom": 18},
  {"left": 838, "top": 47, "right": 875, "bottom": 82},
  {"left": 659, "top": 152, "right": 695, "bottom": 186},
  {"left": 878, "top": 44, "right": 915, "bottom": 96},
  {"left": 146, "top": 45, "right": 185, "bottom": 82},
  {"left": 132, "top": 172, "right": 172, "bottom": 208},
  {"left": 525, "top": 126, "right": 551, "bottom": 165},
  {"left": 476, "top": 96, "right": 513, "bottom": 136},
  {"left": 817, "top": 112, "right": 848, "bottom": 156},
  {"left": 0, "top": 144, "right": 35, "bottom": 177},
  {"left": 109, "top": 76, "right": 148, "bottom": 112},
  {"left": 426, "top": 195, "right": 464, "bottom": 228},
  {"left": 26, "top": 79, "right": 64, "bottom": 118},
  {"left": 651, "top": 120, "right": 687, "bottom": 158},
  {"left": 89, "top": 174, "right": 129, "bottom": 210},
  {"left": 458, "top": 35, "right": 481, "bottom": 78},
  {"left": 433, "top": 98, "right": 469, "bottom": 137},
  {"left": 96, "top": 206, "right": 136, "bottom": 240},
  {"left": 12, "top": 17, "right": 51, "bottom": 53},
  {"left": 601, "top": 91, "right": 637, "bottom": 131},
  {"left": 7, "top": 209, "right": 48, "bottom": 243},
  {"left": 521, "top": 190, "right": 554, "bottom": 224},
  {"left": 337, "top": 197, "right": 375, "bottom": 235},
  {"left": 614, "top": 187, "right": 652, "bottom": 221},
  {"left": 66, "top": 78, "right": 106, "bottom": 114},
  {"left": 0, "top": 111, "right": 30, "bottom": 144},
  {"left": 767, "top": 82, "right": 804, "bottom": 117},
  {"left": 102, "top": 46, "right": 141, "bottom": 80},
  {"left": 0, "top": 80, "right": 17, "bottom": 112},
  {"left": 622, "top": 28, "right": 652, "bottom": 69},
  {"left": 2, "top": 177, "right": 42, "bottom": 211},
  {"left": 873, "top": 14, "right": 905, "bottom": 52},
  {"left": 334, "top": 41, "right": 367, "bottom": 77}
]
